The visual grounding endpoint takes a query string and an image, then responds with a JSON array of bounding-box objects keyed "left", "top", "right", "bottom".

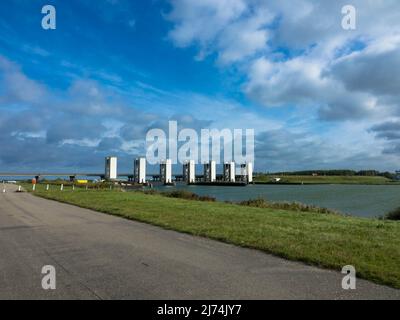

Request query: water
[{"left": 156, "top": 184, "right": 400, "bottom": 218}]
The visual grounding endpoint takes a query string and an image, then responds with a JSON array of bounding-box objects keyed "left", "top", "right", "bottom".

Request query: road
[{"left": 0, "top": 184, "right": 399, "bottom": 300}]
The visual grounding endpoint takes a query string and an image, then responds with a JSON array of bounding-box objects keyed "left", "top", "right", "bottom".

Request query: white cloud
[
  {"left": 167, "top": 0, "right": 246, "bottom": 47},
  {"left": 0, "top": 55, "right": 47, "bottom": 104},
  {"left": 166, "top": 0, "right": 272, "bottom": 63},
  {"left": 216, "top": 8, "right": 272, "bottom": 64},
  {"left": 164, "top": 0, "right": 400, "bottom": 167},
  {"left": 329, "top": 35, "right": 400, "bottom": 97},
  {"left": 166, "top": 0, "right": 400, "bottom": 121}
]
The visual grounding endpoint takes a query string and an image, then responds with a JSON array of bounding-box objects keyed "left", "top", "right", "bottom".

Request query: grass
[
  {"left": 254, "top": 174, "right": 399, "bottom": 185},
  {"left": 23, "top": 183, "right": 400, "bottom": 289}
]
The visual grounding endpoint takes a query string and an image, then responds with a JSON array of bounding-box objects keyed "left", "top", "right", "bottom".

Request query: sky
[{"left": 0, "top": 0, "right": 400, "bottom": 173}]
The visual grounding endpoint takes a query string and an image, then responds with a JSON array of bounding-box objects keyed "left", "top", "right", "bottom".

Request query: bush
[
  {"left": 140, "top": 189, "right": 215, "bottom": 202},
  {"left": 162, "top": 190, "right": 216, "bottom": 202},
  {"left": 385, "top": 207, "right": 400, "bottom": 221},
  {"left": 238, "top": 198, "right": 340, "bottom": 215},
  {"left": 143, "top": 189, "right": 158, "bottom": 195}
]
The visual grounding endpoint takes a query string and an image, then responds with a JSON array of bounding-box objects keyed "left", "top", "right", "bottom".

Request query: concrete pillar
[
  {"left": 204, "top": 161, "right": 216, "bottom": 182},
  {"left": 160, "top": 159, "right": 172, "bottom": 184},
  {"left": 134, "top": 158, "right": 146, "bottom": 184},
  {"left": 223, "top": 162, "right": 235, "bottom": 182},
  {"left": 105, "top": 156, "right": 117, "bottom": 180},
  {"left": 247, "top": 162, "right": 253, "bottom": 183},
  {"left": 240, "top": 162, "right": 253, "bottom": 183},
  {"left": 183, "top": 160, "right": 195, "bottom": 184}
]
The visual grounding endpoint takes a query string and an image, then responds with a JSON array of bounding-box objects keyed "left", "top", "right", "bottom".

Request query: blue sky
[{"left": 0, "top": 0, "right": 400, "bottom": 172}]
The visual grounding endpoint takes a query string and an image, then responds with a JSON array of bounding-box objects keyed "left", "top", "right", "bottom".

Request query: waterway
[{"left": 157, "top": 184, "right": 400, "bottom": 218}]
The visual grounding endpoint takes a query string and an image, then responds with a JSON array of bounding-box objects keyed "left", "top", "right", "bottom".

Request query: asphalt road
[{"left": 0, "top": 183, "right": 399, "bottom": 300}]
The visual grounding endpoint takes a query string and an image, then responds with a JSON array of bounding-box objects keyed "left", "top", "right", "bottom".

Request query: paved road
[{"left": 0, "top": 184, "right": 399, "bottom": 300}]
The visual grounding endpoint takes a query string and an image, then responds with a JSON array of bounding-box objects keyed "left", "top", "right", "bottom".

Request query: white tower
[
  {"left": 223, "top": 162, "right": 235, "bottom": 182},
  {"left": 134, "top": 158, "right": 146, "bottom": 183},
  {"left": 105, "top": 156, "right": 117, "bottom": 180},
  {"left": 183, "top": 160, "right": 195, "bottom": 184},
  {"left": 160, "top": 159, "right": 172, "bottom": 184},
  {"left": 240, "top": 162, "right": 253, "bottom": 183},
  {"left": 246, "top": 162, "right": 253, "bottom": 183},
  {"left": 204, "top": 161, "right": 216, "bottom": 182}
]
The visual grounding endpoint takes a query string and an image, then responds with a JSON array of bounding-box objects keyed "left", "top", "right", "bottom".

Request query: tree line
[{"left": 258, "top": 170, "right": 398, "bottom": 179}]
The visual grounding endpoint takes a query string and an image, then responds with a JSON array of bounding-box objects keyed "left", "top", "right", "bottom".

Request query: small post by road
[
  {"left": 60, "top": 184, "right": 64, "bottom": 191},
  {"left": 32, "top": 184, "right": 36, "bottom": 191},
  {"left": 46, "top": 184, "right": 49, "bottom": 191},
  {"left": 18, "top": 186, "right": 22, "bottom": 192},
  {"left": 72, "top": 184, "right": 75, "bottom": 191}
]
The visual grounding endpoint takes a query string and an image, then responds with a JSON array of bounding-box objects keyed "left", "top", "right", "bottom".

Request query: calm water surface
[{"left": 157, "top": 184, "right": 400, "bottom": 218}]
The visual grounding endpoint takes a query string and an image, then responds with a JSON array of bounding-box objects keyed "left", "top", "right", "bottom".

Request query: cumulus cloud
[
  {"left": 166, "top": 0, "right": 272, "bottom": 63},
  {"left": 329, "top": 36, "right": 400, "bottom": 97},
  {"left": 0, "top": 55, "right": 47, "bottom": 104},
  {"left": 167, "top": 0, "right": 400, "bottom": 122},
  {"left": 0, "top": 55, "right": 217, "bottom": 171},
  {"left": 165, "top": 0, "right": 400, "bottom": 167},
  {"left": 2, "top": 0, "right": 400, "bottom": 172},
  {"left": 97, "top": 137, "right": 124, "bottom": 151},
  {"left": 0, "top": 56, "right": 138, "bottom": 169},
  {"left": 370, "top": 121, "right": 400, "bottom": 155}
]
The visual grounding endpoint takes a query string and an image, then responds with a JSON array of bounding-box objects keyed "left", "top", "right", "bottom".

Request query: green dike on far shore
[{"left": 24, "top": 183, "right": 400, "bottom": 289}]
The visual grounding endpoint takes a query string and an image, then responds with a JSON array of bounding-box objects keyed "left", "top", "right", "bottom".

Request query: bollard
[
  {"left": 32, "top": 184, "right": 36, "bottom": 191},
  {"left": 72, "top": 185, "right": 75, "bottom": 191},
  {"left": 60, "top": 184, "right": 64, "bottom": 191},
  {"left": 2, "top": 188, "right": 5, "bottom": 193},
  {"left": 18, "top": 186, "right": 22, "bottom": 192},
  {"left": 46, "top": 184, "right": 49, "bottom": 191}
]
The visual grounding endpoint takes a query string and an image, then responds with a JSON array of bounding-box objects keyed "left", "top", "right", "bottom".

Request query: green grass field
[
  {"left": 254, "top": 175, "right": 399, "bottom": 185},
  {"left": 24, "top": 183, "right": 400, "bottom": 289}
]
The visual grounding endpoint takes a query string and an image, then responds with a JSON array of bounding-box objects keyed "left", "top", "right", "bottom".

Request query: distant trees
[{"left": 258, "top": 170, "right": 397, "bottom": 179}]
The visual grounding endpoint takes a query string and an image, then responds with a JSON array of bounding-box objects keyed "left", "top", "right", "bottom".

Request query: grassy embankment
[
  {"left": 23, "top": 183, "right": 400, "bottom": 289},
  {"left": 254, "top": 175, "right": 399, "bottom": 185}
]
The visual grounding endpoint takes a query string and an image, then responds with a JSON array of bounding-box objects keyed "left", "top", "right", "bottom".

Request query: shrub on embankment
[
  {"left": 143, "top": 189, "right": 216, "bottom": 202},
  {"left": 237, "top": 198, "right": 341, "bottom": 215},
  {"left": 384, "top": 207, "right": 400, "bottom": 221}
]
